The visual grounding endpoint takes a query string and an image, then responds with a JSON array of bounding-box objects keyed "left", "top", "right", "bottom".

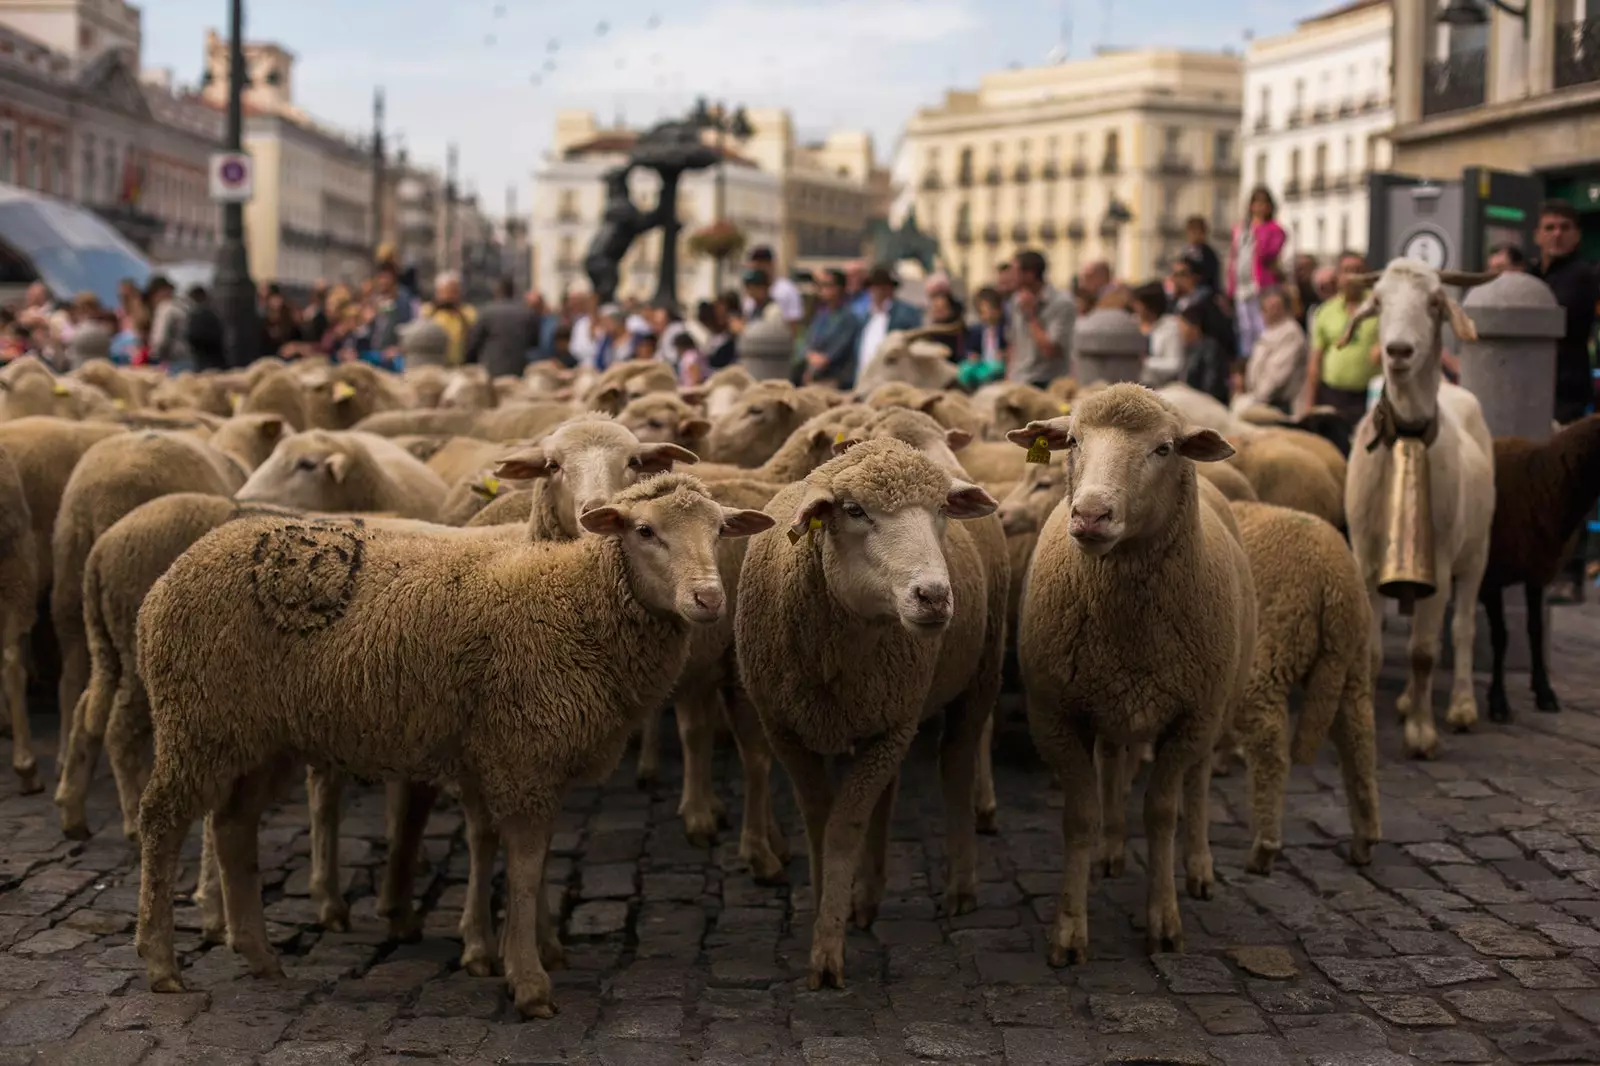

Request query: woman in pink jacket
[{"left": 1226, "top": 185, "right": 1287, "bottom": 360}]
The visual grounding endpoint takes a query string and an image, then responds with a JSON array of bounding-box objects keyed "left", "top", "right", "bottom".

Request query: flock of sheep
[{"left": 0, "top": 258, "right": 1594, "bottom": 1020}]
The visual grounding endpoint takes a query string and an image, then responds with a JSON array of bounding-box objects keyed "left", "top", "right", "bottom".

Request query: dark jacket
[
  {"left": 1183, "top": 334, "right": 1231, "bottom": 405},
  {"left": 1535, "top": 253, "right": 1598, "bottom": 419},
  {"left": 185, "top": 302, "right": 227, "bottom": 372},
  {"left": 804, "top": 305, "right": 862, "bottom": 388},
  {"left": 1186, "top": 241, "right": 1222, "bottom": 293},
  {"left": 465, "top": 300, "right": 541, "bottom": 379}
]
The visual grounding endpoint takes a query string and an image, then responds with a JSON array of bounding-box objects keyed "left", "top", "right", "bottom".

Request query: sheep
[
  {"left": 583, "top": 362, "right": 679, "bottom": 414},
  {"left": 523, "top": 360, "right": 578, "bottom": 399},
  {"left": 1197, "top": 461, "right": 1259, "bottom": 502},
  {"left": 1227, "top": 500, "right": 1381, "bottom": 874},
  {"left": 1481, "top": 415, "right": 1600, "bottom": 722},
  {"left": 72, "top": 359, "right": 149, "bottom": 411},
  {"left": 1339, "top": 260, "right": 1496, "bottom": 758},
  {"left": 0, "top": 418, "right": 127, "bottom": 590},
  {"left": 355, "top": 408, "right": 481, "bottom": 438},
  {"left": 618, "top": 393, "right": 711, "bottom": 451},
  {"left": 705, "top": 380, "right": 836, "bottom": 467},
  {"left": 863, "top": 382, "right": 932, "bottom": 410},
  {"left": 236, "top": 429, "right": 450, "bottom": 521},
  {"left": 686, "top": 405, "right": 878, "bottom": 487},
  {"left": 735, "top": 438, "right": 1002, "bottom": 988},
  {"left": 695, "top": 365, "right": 754, "bottom": 420},
  {"left": 133, "top": 474, "right": 774, "bottom": 1016},
  {"left": 424, "top": 436, "right": 517, "bottom": 487},
  {"left": 146, "top": 373, "right": 234, "bottom": 419},
  {"left": 983, "top": 383, "right": 1068, "bottom": 442},
  {"left": 404, "top": 365, "right": 453, "bottom": 409},
  {"left": 1009, "top": 384, "right": 1255, "bottom": 963},
  {"left": 51, "top": 418, "right": 289, "bottom": 731},
  {"left": 919, "top": 390, "right": 986, "bottom": 441},
  {"left": 853, "top": 329, "right": 961, "bottom": 393},
  {"left": 1226, "top": 433, "right": 1344, "bottom": 527},
  {"left": 0, "top": 445, "right": 38, "bottom": 792},
  {"left": 438, "top": 367, "right": 497, "bottom": 411},
  {"left": 470, "top": 402, "right": 577, "bottom": 443},
  {"left": 0, "top": 358, "right": 118, "bottom": 421}
]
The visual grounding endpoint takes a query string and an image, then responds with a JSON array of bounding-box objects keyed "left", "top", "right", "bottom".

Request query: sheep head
[
  {"left": 996, "top": 454, "right": 1067, "bottom": 536},
  {"left": 855, "top": 328, "right": 960, "bottom": 394},
  {"left": 617, "top": 393, "right": 711, "bottom": 450},
  {"left": 236, "top": 430, "right": 378, "bottom": 512},
  {"left": 578, "top": 472, "right": 773, "bottom": 624},
  {"left": 833, "top": 407, "right": 971, "bottom": 476},
  {"left": 788, "top": 437, "right": 995, "bottom": 633},
  {"left": 1007, "top": 383, "right": 1233, "bottom": 557},
  {"left": 706, "top": 380, "right": 818, "bottom": 467},
  {"left": 1337, "top": 259, "right": 1488, "bottom": 384}
]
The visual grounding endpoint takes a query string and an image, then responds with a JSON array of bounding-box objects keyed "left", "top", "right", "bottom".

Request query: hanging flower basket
[{"left": 687, "top": 220, "right": 746, "bottom": 261}]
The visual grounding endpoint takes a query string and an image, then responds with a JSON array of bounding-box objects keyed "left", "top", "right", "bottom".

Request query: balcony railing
[
  {"left": 1213, "top": 159, "right": 1241, "bottom": 177},
  {"left": 1253, "top": 114, "right": 1270, "bottom": 133},
  {"left": 1332, "top": 173, "right": 1351, "bottom": 193},
  {"left": 1038, "top": 220, "right": 1058, "bottom": 241},
  {"left": 1311, "top": 104, "right": 1330, "bottom": 123},
  {"left": 958, "top": 168, "right": 974, "bottom": 188},
  {"left": 954, "top": 221, "right": 973, "bottom": 245},
  {"left": 1157, "top": 154, "right": 1192, "bottom": 176},
  {"left": 1098, "top": 219, "right": 1120, "bottom": 239},
  {"left": 1362, "top": 92, "right": 1383, "bottom": 113},
  {"left": 1070, "top": 160, "right": 1088, "bottom": 178},
  {"left": 1310, "top": 174, "right": 1327, "bottom": 194},
  {"left": 1013, "top": 163, "right": 1031, "bottom": 183},
  {"left": 556, "top": 208, "right": 580, "bottom": 223},
  {"left": 1067, "top": 220, "right": 1086, "bottom": 241},
  {"left": 1338, "top": 99, "right": 1355, "bottom": 118},
  {"left": 1100, "top": 156, "right": 1120, "bottom": 176},
  {"left": 920, "top": 172, "right": 943, "bottom": 191},
  {"left": 984, "top": 167, "right": 1003, "bottom": 186},
  {"left": 1556, "top": 20, "right": 1600, "bottom": 90},
  {"left": 981, "top": 223, "right": 1001, "bottom": 244},
  {"left": 1040, "top": 161, "right": 1059, "bottom": 180},
  {"left": 1286, "top": 108, "right": 1304, "bottom": 128},
  {"left": 1284, "top": 178, "right": 1302, "bottom": 201},
  {"left": 1010, "top": 221, "right": 1030, "bottom": 242},
  {"left": 1423, "top": 48, "right": 1487, "bottom": 118}
]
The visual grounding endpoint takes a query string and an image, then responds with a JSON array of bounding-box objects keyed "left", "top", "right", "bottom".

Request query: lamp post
[
  {"left": 371, "top": 87, "right": 385, "bottom": 253},
  {"left": 213, "top": 0, "right": 259, "bottom": 368},
  {"left": 442, "top": 142, "right": 458, "bottom": 279},
  {"left": 692, "top": 97, "right": 753, "bottom": 295}
]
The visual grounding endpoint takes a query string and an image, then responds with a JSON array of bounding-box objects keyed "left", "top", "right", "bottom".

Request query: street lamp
[
  {"left": 1436, "top": 0, "right": 1527, "bottom": 25},
  {"left": 692, "top": 97, "right": 753, "bottom": 294},
  {"left": 213, "top": 0, "right": 260, "bottom": 368}
]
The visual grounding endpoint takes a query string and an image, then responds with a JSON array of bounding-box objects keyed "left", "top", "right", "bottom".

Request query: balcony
[
  {"left": 1100, "top": 156, "right": 1120, "bottom": 176},
  {"left": 920, "top": 172, "right": 943, "bottom": 191},
  {"left": 958, "top": 167, "right": 974, "bottom": 188},
  {"left": 982, "top": 222, "right": 1000, "bottom": 244},
  {"left": 1338, "top": 99, "right": 1356, "bottom": 118},
  {"left": 1066, "top": 219, "right": 1086, "bottom": 241},
  {"left": 1362, "top": 92, "right": 1383, "bottom": 112},
  {"left": 1070, "top": 160, "right": 1088, "bottom": 178},
  {"left": 1040, "top": 160, "right": 1060, "bottom": 180},
  {"left": 1010, "top": 221, "right": 1030, "bottom": 242},
  {"left": 1284, "top": 178, "right": 1302, "bottom": 201},
  {"left": 1038, "top": 220, "right": 1058, "bottom": 242},
  {"left": 1310, "top": 174, "right": 1326, "bottom": 195},
  {"left": 954, "top": 221, "right": 973, "bottom": 245},
  {"left": 1253, "top": 114, "right": 1270, "bottom": 133},
  {"left": 1098, "top": 219, "right": 1120, "bottom": 240},
  {"left": 984, "top": 166, "right": 1003, "bottom": 186},
  {"left": 1213, "top": 159, "right": 1241, "bottom": 177},
  {"left": 1332, "top": 173, "right": 1351, "bottom": 193},
  {"left": 1423, "top": 48, "right": 1487, "bottom": 118},
  {"left": 1012, "top": 162, "right": 1031, "bottom": 183},
  {"left": 1556, "top": 20, "right": 1600, "bottom": 90},
  {"left": 1158, "top": 217, "right": 1185, "bottom": 239},
  {"left": 1157, "top": 154, "right": 1192, "bottom": 176},
  {"left": 1286, "top": 108, "right": 1304, "bottom": 128},
  {"left": 555, "top": 207, "right": 581, "bottom": 223},
  {"left": 1311, "top": 103, "right": 1330, "bottom": 123}
]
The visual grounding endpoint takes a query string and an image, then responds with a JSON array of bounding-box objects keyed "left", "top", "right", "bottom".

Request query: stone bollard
[
  {"left": 1071, "top": 308, "right": 1145, "bottom": 385},
  {"left": 737, "top": 316, "right": 797, "bottom": 382},
  {"left": 1442, "top": 272, "right": 1565, "bottom": 673}
]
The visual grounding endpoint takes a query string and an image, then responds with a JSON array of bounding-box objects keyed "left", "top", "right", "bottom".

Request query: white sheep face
[
  {"left": 706, "top": 383, "right": 801, "bottom": 465},
  {"left": 237, "top": 431, "right": 366, "bottom": 512},
  {"left": 996, "top": 456, "right": 1066, "bottom": 537},
  {"left": 1348, "top": 259, "right": 1479, "bottom": 387}
]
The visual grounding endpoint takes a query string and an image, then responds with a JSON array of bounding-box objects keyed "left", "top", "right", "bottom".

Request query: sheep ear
[
  {"left": 592, "top": 385, "right": 624, "bottom": 412},
  {"left": 324, "top": 453, "right": 351, "bottom": 483},
  {"left": 678, "top": 386, "right": 707, "bottom": 406},
  {"left": 830, "top": 436, "right": 863, "bottom": 456},
  {"left": 678, "top": 418, "right": 711, "bottom": 442},
  {"left": 944, "top": 479, "right": 998, "bottom": 520},
  {"left": 634, "top": 442, "right": 699, "bottom": 473},
  {"left": 788, "top": 484, "right": 834, "bottom": 540},
  {"left": 1177, "top": 428, "right": 1235, "bottom": 463},
  {"left": 494, "top": 448, "right": 554, "bottom": 480},
  {"left": 1006, "top": 418, "right": 1072, "bottom": 450},
  {"left": 719, "top": 507, "right": 775, "bottom": 539},
  {"left": 578, "top": 505, "right": 630, "bottom": 537},
  {"left": 1336, "top": 293, "right": 1378, "bottom": 348},
  {"left": 1434, "top": 291, "right": 1478, "bottom": 343},
  {"left": 944, "top": 427, "right": 973, "bottom": 451},
  {"left": 258, "top": 417, "right": 285, "bottom": 439}
]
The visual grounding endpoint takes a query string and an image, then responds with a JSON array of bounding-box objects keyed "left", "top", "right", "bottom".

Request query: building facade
[
  {"left": 900, "top": 49, "right": 1244, "bottom": 291},
  {"left": 1242, "top": 0, "right": 1393, "bottom": 261},
  {"left": 0, "top": 1, "right": 222, "bottom": 267}
]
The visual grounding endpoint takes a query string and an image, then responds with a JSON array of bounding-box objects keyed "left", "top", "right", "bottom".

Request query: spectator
[
  {"left": 591, "top": 303, "right": 626, "bottom": 371},
  {"left": 697, "top": 299, "right": 738, "bottom": 370},
  {"left": 528, "top": 290, "right": 558, "bottom": 359},
  {"left": 15, "top": 282, "right": 52, "bottom": 333},
  {"left": 743, "top": 246, "right": 804, "bottom": 336},
  {"left": 1240, "top": 286, "right": 1307, "bottom": 415},
  {"left": 116, "top": 278, "right": 145, "bottom": 336},
  {"left": 802, "top": 268, "right": 862, "bottom": 388},
  {"left": 1292, "top": 253, "right": 1319, "bottom": 331},
  {"left": 1310, "top": 265, "right": 1338, "bottom": 322},
  {"left": 1184, "top": 216, "right": 1222, "bottom": 293},
  {"left": 567, "top": 291, "right": 597, "bottom": 366},
  {"left": 366, "top": 266, "right": 413, "bottom": 355},
  {"left": 926, "top": 289, "right": 966, "bottom": 362},
  {"left": 1302, "top": 250, "right": 1380, "bottom": 427},
  {"left": 420, "top": 271, "right": 478, "bottom": 366},
  {"left": 966, "top": 286, "right": 1008, "bottom": 370},
  {"left": 673, "top": 332, "right": 706, "bottom": 386},
  {"left": 549, "top": 325, "right": 577, "bottom": 370},
  {"left": 259, "top": 284, "right": 302, "bottom": 356},
  {"left": 1169, "top": 253, "right": 1235, "bottom": 354},
  {"left": 1488, "top": 242, "right": 1528, "bottom": 275},
  {"left": 1076, "top": 260, "right": 1112, "bottom": 311},
  {"left": 302, "top": 279, "right": 331, "bottom": 344},
  {"left": 1008, "top": 249, "right": 1074, "bottom": 387},
  {"left": 854, "top": 264, "right": 923, "bottom": 387},
  {"left": 1134, "top": 281, "right": 1184, "bottom": 388},
  {"left": 1178, "top": 301, "right": 1230, "bottom": 404},
  {"left": 843, "top": 260, "right": 871, "bottom": 320},
  {"left": 629, "top": 331, "right": 659, "bottom": 362},
  {"left": 646, "top": 299, "right": 687, "bottom": 363},
  {"left": 145, "top": 275, "right": 192, "bottom": 370},
  {"left": 184, "top": 285, "right": 228, "bottom": 372},
  {"left": 1227, "top": 185, "right": 1288, "bottom": 359},
  {"left": 465, "top": 277, "right": 540, "bottom": 378},
  {"left": 995, "top": 260, "right": 1018, "bottom": 300}
]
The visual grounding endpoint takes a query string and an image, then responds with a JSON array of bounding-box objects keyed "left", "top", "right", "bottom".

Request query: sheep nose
[
  {"left": 913, "top": 582, "right": 952, "bottom": 613},
  {"left": 1069, "top": 501, "right": 1113, "bottom": 534},
  {"left": 1386, "top": 342, "right": 1415, "bottom": 359},
  {"left": 578, "top": 496, "right": 606, "bottom": 514},
  {"left": 692, "top": 586, "right": 724, "bottom": 616}
]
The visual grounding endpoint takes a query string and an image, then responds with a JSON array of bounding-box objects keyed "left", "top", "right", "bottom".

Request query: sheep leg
[
  {"left": 378, "top": 780, "right": 438, "bottom": 942},
  {"left": 105, "top": 676, "right": 152, "bottom": 844},
  {"left": 3, "top": 635, "right": 37, "bottom": 797},
  {"left": 1096, "top": 739, "right": 1128, "bottom": 878},
  {"left": 459, "top": 789, "right": 503, "bottom": 977},
  {"left": 1240, "top": 682, "right": 1290, "bottom": 876},
  {"left": 1398, "top": 592, "right": 1447, "bottom": 759},
  {"left": 1526, "top": 582, "right": 1560, "bottom": 713},
  {"left": 635, "top": 706, "right": 663, "bottom": 787},
  {"left": 305, "top": 766, "right": 350, "bottom": 932},
  {"left": 1484, "top": 584, "right": 1512, "bottom": 723},
  {"left": 1181, "top": 750, "right": 1215, "bottom": 901},
  {"left": 1367, "top": 590, "right": 1395, "bottom": 723},
  {"left": 194, "top": 815, "right": 225, "bottom": 944},
  {"left": 213, "top": 763, "right": 288, "bottom": 979},
  {"left": 135, "top": 768, "right": 202, "bottom": 993},
  {"left": 1330, "top": 671, "right": 1381, "bottom": 867},
  {"left": 722, "top": 687, "right": 787, "bottom": 884},
  {"left": 675, "top": 687, "right": 727, "bottom": 846},
  {"left": 1043, "top": 729, "right": 1098, "bottom": 967},
  {"left": 767, "top": 723, "right": 834, "bottom": 915},
  {"left": 500, "top": 811, "right": 557, "bottom": 1019},
  {"left": 852, "top": 770, "right": 896, "bottom": 930},
  {"left": 54, "top": 635, "right": 88, "bottom": 756},
  {"left": 809, "top": 726, "right": 914, "bottom": 990},
  {"left": 535, "top": 844, "right": 564, "bottom": 972},
  {"left": 1444, "top": 568, "right": 1483, "bottom": 733},
  {"left": 974, "top": 714, "right": 999, "bottom": 835},
  {"left": 1142, "top": 743, "right": 1187, "bottom": 955}
]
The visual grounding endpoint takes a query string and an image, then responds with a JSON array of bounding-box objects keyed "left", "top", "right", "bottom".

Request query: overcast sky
[{"left": 140, "top": 0, "right": 1332, "bottom": 216}]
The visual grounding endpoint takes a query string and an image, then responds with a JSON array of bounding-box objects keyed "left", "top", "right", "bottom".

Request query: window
[
  {"left": 1255, "top": 151, "right": 1268, "bottom": 185},
  {"left": 1215, "top": 131, "right": 1233, "bottom": 167},
  {"left": 1073, "top": 132, "right": 1086, "bottom": 160},
  {"left": 104, "top": 146, "right": 117, "bottom": 203},
  {"left": 1344, "top": 136, "right": 1354, "bottom": 175},
  {"left": 1104, "top": 130, "right": 1119, "bottom": 168},
  {"left": 81, "top": 135, "right": 95, "bottom": 202},
  {"left": 1045, "top": 135, "right": 1058, "bottom": 163},
  {"left": 0, "top": 126, "right": 15, "bottom": 184},
  {"left": 1164, "top": 127, "right": 1182, "bottom": 155},
  {"left": 1018, "top": 138, "right": 1030, "bottom": 160},
  {"left": 1016, "top": 185, "right": 1027, "bottom": 220},
  {"left": 1289, "top": 148, "right": 1301, "bottom": 181},
  {"left": 1314, "top": 142, "right": 1327, "bottom": 179},
  {"left": 1315, "top": 216, "right": 1326, "bottom": 252},
  {"left": 925, "top": 146, "right": 940, "bottom": 172},
  {"left": 51, "top": 142, "right": 66, "bottom": 197},
  {"left": 1258, "top": 86, "right": 1270, "bottom": 120},
  {"left": 1339, "top": 214, "right": 1350, "bottom": 250},
  {"left": 1294, "top": 79, "right": 1305, "bottom": 106},
  {"left": 24, "top": 134, "right": 40, "bottom": 190}
]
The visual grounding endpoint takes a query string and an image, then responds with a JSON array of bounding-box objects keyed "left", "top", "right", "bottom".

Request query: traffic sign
[{"left": 209, "top": 151, "right": 254, "bottom": 203}]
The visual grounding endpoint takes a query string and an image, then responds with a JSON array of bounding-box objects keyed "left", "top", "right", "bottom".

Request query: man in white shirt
[
  {"left": 742, "top": 246, "right": 804, "bottom": 334},
  {"left": 850, "top": 264, "right": 921, "bottom": 389},
  {"left": 566, "top": 291, "right": 597, "bottom": 366}
]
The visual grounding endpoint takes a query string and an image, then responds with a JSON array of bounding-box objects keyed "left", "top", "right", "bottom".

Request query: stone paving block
[
  {"left": 1359, "top": 993, "right": 1456, "bottom": 1026},
  {"left": 1440, "top": 987, "right": 1555, "bottom": 1025},
  {"left": 1153, "top": 952, "right": 1237, "bottom": 993},
  {"left": 1185, "top": 994, "right": 1267, "bottom": 1035},
  {"left": 382, "top": 1016, "right": 491, "bottom": 1057},
  {"left": 1499, "top": 958, "right": 1598, "bottom": 989},
  {"left": 0, "top": 992, "right": 103, "bottom": 1045},
  {"left": 1491, "top": 1020, "right": 1600, "bottom": 1063},
  {"left": 259, "top": 1041, "right": 365, "bottom": 1066},
  {"left": 801, "top": 1036, "right": 880, "bottom": 1066},
  {"left": 1399, "top": 1029, "right": 1498, "bottom": 1063},
  {"left": 998, "top": 1027, "right": 1097, "bottom": 1066},
  {"left": 1312, "top": 957, "right": 1420, "bottom": 993}
]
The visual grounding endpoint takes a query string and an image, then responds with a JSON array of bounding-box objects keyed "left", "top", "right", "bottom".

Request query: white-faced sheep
[
  {"left": 1228, "top": 500, "right": 1381, "bottom": 874},
  {"left": 618, "top": 393, "right": 711, "bottom": 452},
  {"left": 693, "top": 365, "right": 754, "bottom": 421},
  {"left": 1339, "top": 260, "right": 1496, "bottom": 758},
  {"left": 0, "top": 418, "right": 126, "bottom": 592},
  {"left": 1480, "top": 415, "right": 1600, "bottom": 722},
  {"left": 583, "top": 362, "right": 680, "bottom": 414},
  {"left": 0, "top": 445, "right": 38, "bottom": 792},
  {"left": 853, "top": 328, "right": 962, "bottom": 393},
  {"left": 736, "top": 438, "right": 1002, "bottom": 988},
  {"left": 705, "top": 381, "right": 836, "bottom": 467},
  {"left": 134, "top": 475, "right": 773, "bottom": 1018},
  {"left": 1010, "top": 384, "right": 1255, "bottom": 963},
  {"left": 235, "top": 430, "right": 449, "bottom": 521}
]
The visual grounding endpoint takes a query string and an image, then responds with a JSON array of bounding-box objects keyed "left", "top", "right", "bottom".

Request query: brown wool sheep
[
  {"left": 0, "top": 445, "right": 39, "bottom": 792},
  {"left": 72, "top": 360, "right": 149, "bottom": 411},
  {"left": 919, "top": 390, "right": 987, "bottom": 442},
  {"left": 465, "top": 488, "right": 534, "bottom": 528},
  {"left": 1227, "top": 500, "right": 1381, "bottom": 874},
  {"left": 583, "top": 362, "right": 679, "bottom": 414},
  {"left": 618, "top": 393, "right": 711, "bottom": 451},
  {"left": 1197, "top": 460, "right": 1259, "bottom": 503},
  {"left": 736, "top": 439, "right": 1003, "bottom": 988},
  {"left": 51, "top": 418, "right": 288, "bottom": 731},
  {"left": 985, "top": 383, "right": 1068, "bottom": 441},
  {"left": 236, "top": 430, "right": 449, "bottom": 521},
  {"left": 1227, "top": 432, "right": 1344, "bottom": 528},
  {"left": 687, "top": 405, "right": 878, "bottom": 486},
  {"left": 470, "top": 401, "right": 577, "bottom": 442},
  {"left": 425, "top": 436, "right": 517, "bottom": 487},
  {"left": 404, "top": 365, "right": 453, "bottom": 409},
  {"left": 0, "top": 417, "right": 127, "bottom": 589},
  {"left": 354, "top": 408, "right": 481, "bottom": 438},
  {"left": 134, "top": 474, "right": 773, "bottom": 1017},
  {"left": 863, "top": 382, "right": 931, "bottom": 410},
  {"left": 1011, "top": 384, "right": 1256, "bottom": 964},
  {"left": 146, "top": 373, "right": 233, "bottom": 419},
  {"left": 0, "top": 358, "right": 119, "bottom": 421},
  {"left": 693, "top": 364, "right": 755, "bottom": 420},
  {"left": 705, "top": 380, "right": 835, "bottom": 467},
  {"left": 439, "top": 367, "right": 498, "bottom": 411},
  {"left": 391, "top": 434, "right": 453, "bottom": 464}
]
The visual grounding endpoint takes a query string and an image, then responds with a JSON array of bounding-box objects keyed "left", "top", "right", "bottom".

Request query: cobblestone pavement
[{"left": 3, "top": 607, "right": 1600, "bottom": 1065}]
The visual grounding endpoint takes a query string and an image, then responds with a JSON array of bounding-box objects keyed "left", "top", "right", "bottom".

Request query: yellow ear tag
[
  {"left": 228, "top": 392, "right": 243, "bottom": 413},
  {"left": 1025, "top": 435, "right": 1051, "bottom": 464},
  {"left": 1057, "top": 402, "right": 1071, "bottom": 414},
  {"left": 788, "top": 516, "right": 823, "bottom": 546},
  {"left": 482, "top": 475, "right": 500, "bottom": 497},
  {"left": 332, "top": 382, "right": 357, "bottom": 402},
  {"left": 52, "top": 383, "right": 69, "bottom": 397},
  {"left": 111, "top": 398, "right": 127, "bottom": 411},
  {"left": 833, "top": 431, "right": 846, "bottom": 445}
]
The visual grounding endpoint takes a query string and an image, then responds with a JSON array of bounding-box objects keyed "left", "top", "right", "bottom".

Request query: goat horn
[
  {"left": 1437, "top": 269, "right": 1498, "bottom": 288},
  {"left": 905, "top": 322, "right": 963, "bottom": 341},
  {"left": 1352, "top": 271, "right": 1383, "bottom": 285}
]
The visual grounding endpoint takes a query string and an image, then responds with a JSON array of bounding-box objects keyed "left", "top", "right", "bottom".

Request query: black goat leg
[
  {"left": 1527, "top": 583, "right": 1560, "bottom": 713},
  {"left": 1484, "top": 584, "right": 1512, "bottom": 723}
]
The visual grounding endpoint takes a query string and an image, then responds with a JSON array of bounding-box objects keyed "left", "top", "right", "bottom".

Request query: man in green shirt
[{"left": 1302, "top": 250, "right": 1380, "bottom": 427}]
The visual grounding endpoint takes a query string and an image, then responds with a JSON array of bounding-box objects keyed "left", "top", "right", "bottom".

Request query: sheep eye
[
  {"left": 1065, "top": 435, "right": 1078, "bottom": 449},
  {"left": 747, "top": 406, "right": 764, "bottom": 417},
  {"left": 1154, "top": 442, "right": 1173, "bottom": 457},
  {"left": 627, "top": 456, "right": 641, "bottom": 469},
  {"left": 842, "top": 502, "right": 867, "bottom": 519},
  {"left": 647, "top": 419, "right": 664, "bottom": 430},
  {"left": 636, "top": 524, "right": 655, "bottom": 540},
  {"left": 546, "top": 461, "right": 562, "bottom": 474},
  {"left": 294, "top": 457, "right": 319, "bottom": 472}
]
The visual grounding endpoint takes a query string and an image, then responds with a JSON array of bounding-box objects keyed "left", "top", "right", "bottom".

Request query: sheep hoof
[
  {"left": 513, "top": 987, "right": 558, "bottom": 1020},
  {"left": 1445, "top": 699, "right": 1477, "bottom": 733},
  {"left": 245, "top": 956, "right": 285, "bottom": 980},
  {"left": 943, "top": 888, "right": 977, "bottom": 918},
  {"left": 387, "top": 912, "right": 423, "bottom": 943},
  {"left": 1186, "top": 874, "right": 1214, "bottom": 901},
  {"left": 767, "top": 827, "right": 792, "bottom": 864},
  {"left": 123, "top": 824, "right": 141, "bottom": 848},
  {"left": 1403, "top": 721, "right": 1438, "bottom": 760},
  {"left": 1348, "top": 836, "right": 1375, "bottom": 867},
  {"left": 318, "top": 907, "right": 350, "bottom": 934},
  {"left": 1246, "top": 842, "right": 1280, "bottom": 876},
  {"left": 1146, "top": 930, "right": 1184, "bottom": 955},
  {"left": 200, "top": 923, "right": 227, "bottom": 946},
  {"left": 1534, "top": 688, "right": 1561, "bottom": 713},
  {"left": 540, "top": 941, "right": 566, "bottom": 971},
  {"left": 150, "top": 974, "right": 185, "bottom": 994},
  {"left": 975, "top": 807, "right": 999, "bottom": 835},
  {"left": 14, "top": 766, "right": 40, "bottom": 796},
  {"left": 1047, "top": 941, "right": 1089, "bottom": 968},
  {"left": 742, "top": 844, "right": 788, "bottom": 885},
  {"left": 462, "top": 953, "right": 495, "bottom": 978},
  {"left": 806, "top": 941, "right": 846, "bottom": 990},
  {"left": 59, "top": 816, "right": 92, "bottom": 842},
  {"left": 681, "top": 809, "right": 720, "bottom": 847},
  {"left": 1097, "top": 851, "right": 1126, "bottom": 879},
  {"left": 634, "top": 762, "right": 659, "bottom": 789}
]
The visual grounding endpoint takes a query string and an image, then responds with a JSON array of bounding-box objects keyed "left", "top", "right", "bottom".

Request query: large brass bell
[{"left": 1378, "top": 436, "right": 1437, "bottom": 616}]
